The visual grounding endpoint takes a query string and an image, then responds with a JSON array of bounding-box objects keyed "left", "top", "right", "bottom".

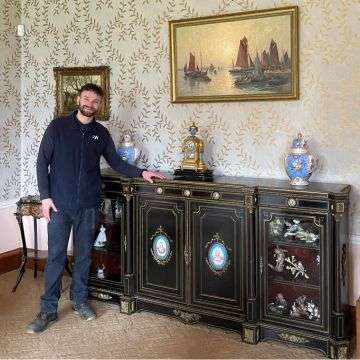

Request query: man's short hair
[{"left": 79, "top": 83, "right": 104, "bottom": 97}]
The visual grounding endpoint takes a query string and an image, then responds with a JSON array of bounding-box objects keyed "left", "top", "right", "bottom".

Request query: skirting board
[{"left": 0, "top": 248, "right": 21, "bottom": 275}]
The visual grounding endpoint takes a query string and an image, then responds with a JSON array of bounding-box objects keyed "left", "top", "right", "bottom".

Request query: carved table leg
[
  {"left": 12, "top": 213, "right": 27, "bottom": 292},
  {"left": 33, "top": 217, "right": 38, "bottom": 278}
]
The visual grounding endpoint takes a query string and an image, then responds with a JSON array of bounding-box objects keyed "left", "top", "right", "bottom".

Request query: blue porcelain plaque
[
  {"left": 152, "top": 234, "right": 171, "bottom": 264},
  {"left": 208, "top": 242, "right": 228, "bottom": 272}
]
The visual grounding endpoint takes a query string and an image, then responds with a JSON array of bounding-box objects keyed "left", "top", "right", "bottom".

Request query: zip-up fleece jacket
[{"left": 36, "top": 111, "right": 144, "bottom": 210}]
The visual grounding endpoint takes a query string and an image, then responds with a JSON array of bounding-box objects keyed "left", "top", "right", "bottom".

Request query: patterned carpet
[{"left": 0, "top": 270, "right": 324, "bottom": 359}]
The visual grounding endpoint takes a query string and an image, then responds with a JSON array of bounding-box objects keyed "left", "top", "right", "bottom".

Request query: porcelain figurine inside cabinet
[
  {"left": 285, "top": 133, "right": 316, "bottom": 186},
  {"left": 117, "top": 133, "right": 140, "bottom": 165}
]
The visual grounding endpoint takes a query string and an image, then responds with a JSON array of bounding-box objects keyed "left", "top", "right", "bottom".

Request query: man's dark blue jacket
[{"left": 36, "top": 111, "right": 143, "bottom": 210}]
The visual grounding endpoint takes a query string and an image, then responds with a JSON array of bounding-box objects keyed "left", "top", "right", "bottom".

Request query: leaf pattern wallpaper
[
  {"left": 0, "top": 0, "right": 359, "bottom": 239},
  {"left": 0, "top": 0, "right": 21, "bottom": 201}
]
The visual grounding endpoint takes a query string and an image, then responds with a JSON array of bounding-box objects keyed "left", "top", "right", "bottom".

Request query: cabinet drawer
[
  {"left": 258, "top": 194, "right": 329, "bottom": 211},
  {"left": 136, "top": 184, "right": 245, "bottom": 203}
]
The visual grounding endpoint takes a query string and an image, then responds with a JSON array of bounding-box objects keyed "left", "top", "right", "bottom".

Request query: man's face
[{"left": 77, "top": 90, "right": 102, "bottom": 118}]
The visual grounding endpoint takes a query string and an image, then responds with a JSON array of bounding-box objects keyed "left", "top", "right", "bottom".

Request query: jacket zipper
[{"left": 77, "top": 131, "right": 85, "bottom": 206}]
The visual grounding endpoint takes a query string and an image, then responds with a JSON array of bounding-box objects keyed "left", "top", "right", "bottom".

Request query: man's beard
[{"left": 78, "top": 105, "right": 97, "bottom": 118}]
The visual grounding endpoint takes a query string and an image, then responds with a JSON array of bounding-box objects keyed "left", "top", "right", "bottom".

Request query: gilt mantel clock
[{"left": 174, "top": 122, "right": 213, "bottom": 181}]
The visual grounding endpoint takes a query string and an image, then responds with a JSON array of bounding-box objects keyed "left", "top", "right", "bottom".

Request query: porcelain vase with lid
[{"left": 285, "top": 133, "right": 316, "bottom": 186}]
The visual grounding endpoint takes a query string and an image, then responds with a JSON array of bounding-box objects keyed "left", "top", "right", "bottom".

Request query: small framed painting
[{"left": 54, "top": 66, "right": 110, "bottom": 120}]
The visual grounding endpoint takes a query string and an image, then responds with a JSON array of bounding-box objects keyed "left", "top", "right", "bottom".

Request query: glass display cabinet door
[
  {"left": 89, "top": 197, "right": 124, "bottom": 288},
  {"left": 260, "top": 209, "right": 328, "bottom": 331}
]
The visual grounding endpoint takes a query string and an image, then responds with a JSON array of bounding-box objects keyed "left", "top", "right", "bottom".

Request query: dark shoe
[
  {"left": 72, "top": 303, "right": 96, "bottom": 321},
  {"left": 26, "top": 312, "right": 58, "bottom": 334}
]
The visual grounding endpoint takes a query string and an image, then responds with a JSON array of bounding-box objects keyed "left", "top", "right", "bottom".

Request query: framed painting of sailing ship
[
  {"left": 54, "top": 66, "right": 110, "bottom": 120},
  {"left": 169, "top": 6, "right": 299, "bottom": 103}
]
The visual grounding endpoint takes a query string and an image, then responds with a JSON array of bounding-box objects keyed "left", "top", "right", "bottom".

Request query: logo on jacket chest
[{"left": 92, "top": 135, "right": 99, "bottom": 140}]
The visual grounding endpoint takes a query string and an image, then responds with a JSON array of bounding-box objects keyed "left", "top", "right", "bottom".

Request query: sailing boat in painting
[
  {"left": 231, "top": 36, "right": 291, "bottom": 89},
  {"left": 184, "top": 52, "right": 211, "bottom": 81},
  {"left": 234, "top": 52, "right": 265, "bottom": 85},
  {"left": 229, "top": 37, "right": 254, "bottom": 75}
]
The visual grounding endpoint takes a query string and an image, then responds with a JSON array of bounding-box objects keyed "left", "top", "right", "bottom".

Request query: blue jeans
[{"left": 40, "top": 207, "right": 98, "bottom": 314}]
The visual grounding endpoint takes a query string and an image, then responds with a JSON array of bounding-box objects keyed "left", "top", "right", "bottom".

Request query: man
[{"left": 26, "top": 83, "right": 165, "bottom": 333}]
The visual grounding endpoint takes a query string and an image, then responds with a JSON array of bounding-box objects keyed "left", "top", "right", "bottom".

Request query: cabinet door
[
  {"left": 259, "top": 208, "right": 328, "bottom": 331},
  {"left": 89, "top": 197, "right": 124, "bottom": 290},
  {"left": 137, "top": 197, "right": 185, "bottom": 302},
  {"left": 190, "top": 202, "right": 246, "bottom": 314}
]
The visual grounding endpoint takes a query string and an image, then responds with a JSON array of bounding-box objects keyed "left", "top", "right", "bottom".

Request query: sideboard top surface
[{"left": 101, "top": 168, "right": 350, "bottom": 196}]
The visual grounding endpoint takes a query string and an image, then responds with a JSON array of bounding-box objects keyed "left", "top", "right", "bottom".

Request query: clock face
[{"left": 184, "top": 141, "right": 195, "bottom": 159}]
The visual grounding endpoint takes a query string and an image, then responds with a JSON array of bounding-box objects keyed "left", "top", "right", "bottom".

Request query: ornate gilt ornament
[
  {"left": 211, "top": 191, "right": 220, "bottom": 200},
  {"left": 155, "top": 187, "right": 163, "bottom": 195},
  {"left": 173, "top": 309, "right": 200, "bottom": 324},
  {"left": 279, "top": 333, "right": 309, "bottom": 344},
  {"left": 184, "top": 245, "right": 192, "bottom": 265},
  {"left": 90, "top": 291, "right": 112, "bottom": 300},
  {"left": 183, "top": 189, "right": 191, "bottom": 197},
  {"left": 150, "top": 226, "right": 173, "bottom": 266},
  {"left": 121, "top": 299, "right": 135, "bottom": 314},
  {"left": 243, "top": 328, "right": 256, "bottom": 343},
  {"left": 287, "top": 197, "right": 296, "bottom": 207},
  {"left": 205, "top": 233, "right": 231, "bottom": 276},
  {"left": 338, "top": 346, "right": 348, "bottom": 359},
  {"left": 335, "top": 202, "right": 345, "bottom": 213}
]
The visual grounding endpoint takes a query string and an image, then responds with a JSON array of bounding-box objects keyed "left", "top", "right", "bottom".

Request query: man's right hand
[{"left": 41, "top": 198, "right": 58, "bottom": 223}]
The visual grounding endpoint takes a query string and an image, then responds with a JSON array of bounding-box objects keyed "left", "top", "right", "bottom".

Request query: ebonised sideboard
[{"left": 88, "top": 168, "right": 351, "bottom": 358}]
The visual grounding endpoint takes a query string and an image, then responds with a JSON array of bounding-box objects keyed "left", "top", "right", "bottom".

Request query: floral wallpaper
[
  {"left": 0, "top": 0, "right": 21, "bottom": 201},
  {"left": 2, "top": 0, "right": 360, "bottom": 239}
]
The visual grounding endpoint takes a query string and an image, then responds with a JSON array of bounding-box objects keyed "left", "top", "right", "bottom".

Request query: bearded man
[{"left": 27, "top": 83, "right": 165, "bottom": 333}]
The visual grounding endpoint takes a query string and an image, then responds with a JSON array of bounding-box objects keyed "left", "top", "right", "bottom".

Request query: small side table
[{"left": 12, "top": 195, "right": 71, "bottom": 292}]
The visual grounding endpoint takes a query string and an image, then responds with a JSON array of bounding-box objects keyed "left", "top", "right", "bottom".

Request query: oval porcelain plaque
[
  {"left": 152, "top": 234, "right": 171, "bottom": 263},
  {"left": 208, "top": 242, "right": 228, "bottom": 271}
]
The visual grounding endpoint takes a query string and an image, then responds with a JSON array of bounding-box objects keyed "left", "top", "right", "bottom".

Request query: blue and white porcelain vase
[
  {"left": 285, "top": 133, "right": 316, "bottom": 186},
  {"left": 116, "top": 133, "right": 140, "bottom": 165}
]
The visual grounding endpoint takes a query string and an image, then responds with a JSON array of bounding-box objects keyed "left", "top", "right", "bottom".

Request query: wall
[
  {"left": 0, "top": 0, "right": 22, "bottom": 251},
  {"left": 0, "top": 0, "right": 21, "bottom": 202},
  {"left": 18, "top": 0, "right": 360, "bottom": 236},
  {"left": 1, "top": 0, "right": 359, "bottom": 302}
]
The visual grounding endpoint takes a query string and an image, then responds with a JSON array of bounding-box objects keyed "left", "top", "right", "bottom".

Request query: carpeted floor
[{"left": 0, "top": 270, "right": 324, "bottom": 359}]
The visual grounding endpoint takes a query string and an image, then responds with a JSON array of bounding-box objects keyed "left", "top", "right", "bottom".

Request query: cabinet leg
[
  {"left": 242, "top": 323, "right": 260, "bottom": 344},
  {"left": 329, "top": 341, "right": 350, "bottom": 359},
  {"left": 120, "top": 296, "right": 136, "bottom": 315}
]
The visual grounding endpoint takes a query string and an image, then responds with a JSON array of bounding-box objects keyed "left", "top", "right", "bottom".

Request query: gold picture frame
[
  {"left": 54, "top": 66, "right": 110, "bottom": 120},
  {"left": 169, "top": 6, "right": 299, "bottom": 103}
]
